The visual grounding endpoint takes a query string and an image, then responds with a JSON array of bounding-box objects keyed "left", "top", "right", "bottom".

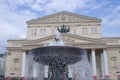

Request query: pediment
[
  {"left": 27, "top": 11, "right": 101, "bottom": 24},
  {"left": 23, "top": 34, "right": 106, "bottom": 46}
]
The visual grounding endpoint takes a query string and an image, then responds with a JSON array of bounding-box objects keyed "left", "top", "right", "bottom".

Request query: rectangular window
[
  {"left": 82, "top": 28, "right": 84, "bottom": 34},
  {"left": 82, "top": 28, "right": 87, "bottom": 34},
  {"left": 92, "top": 27, "right": 97, "bottom": 34},
  {"left": 40, "top": 28, "right": 46, "bottom": 35},
  {"left": 44, "top": 29, "right": 46, "bottom": 35},
  {"left": 32, "top": 29, "right": 37, "bottom": 36},
  {"left": 74, "top": 29, "right": 76, "bottom": 34},
  {"left": 52, "top": 29, "right": 54, "bottom": 34},
  {"left": 95, "top": 28, "right": 97, "bottom": 33},
  {"left": 85, "top": 28, "right": 87, "bottom": 34},
  {"left": 52, "top": 28, "right": 57, "bottom": 34}
]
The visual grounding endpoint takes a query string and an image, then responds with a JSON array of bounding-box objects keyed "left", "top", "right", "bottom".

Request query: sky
[{"left": 0, "top": 0, "right": 120, "bottom": 53}]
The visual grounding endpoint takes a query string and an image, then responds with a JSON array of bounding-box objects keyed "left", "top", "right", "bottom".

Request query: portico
[
  {"left": 21, "top": 48, "right": 109, "bottom": 79},
  {"left": 20, "top": 33, "right": 109, "bottom": 79},
  {"left": 88, "top": 48, "right": 109, "bottom": 79}
]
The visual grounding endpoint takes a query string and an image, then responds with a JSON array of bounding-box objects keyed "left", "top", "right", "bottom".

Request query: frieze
[
  {"left": 62, "top": 37, "right": 75, "bottom": 43},
  {"left": 60, "top": 15, "right": 67, "bottom": 22},
  {"left": 107, "top": 40, "right": 118, "bottom": 43},
  {"left": 34, "top": 14, "right": 93, "bottom": 23},
  {"left": 11, "top": 43, "right": 22, "bottom": 47}
]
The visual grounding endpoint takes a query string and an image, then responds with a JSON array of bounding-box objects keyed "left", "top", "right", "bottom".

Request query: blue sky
[{"left": 0, "top": 0, "right": 120, "bottom": 53}]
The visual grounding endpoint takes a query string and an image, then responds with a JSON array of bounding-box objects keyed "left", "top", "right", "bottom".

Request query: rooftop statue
[{"left": 57, "top": 24, "right": 70, "bottom": 33}]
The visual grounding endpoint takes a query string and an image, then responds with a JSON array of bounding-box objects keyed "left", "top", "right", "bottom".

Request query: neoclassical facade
[{"left": 6, "top": 11, "right": 120, "bottom": 79}]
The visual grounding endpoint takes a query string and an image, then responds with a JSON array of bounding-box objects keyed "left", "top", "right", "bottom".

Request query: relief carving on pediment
[
  {"left": 39, "top": 14, "right": 91, "bottom": 23},
  {"left": 44, "top": 16, "right": 60, "bottom": 22},
  {"left": 61, "top": 15, "right": 67, "bottom": 22},
  {"left": 62, "top": 37, "right": 75, "bottom": 43}
]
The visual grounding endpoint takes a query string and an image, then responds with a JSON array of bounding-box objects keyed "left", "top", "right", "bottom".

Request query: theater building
[{"left": 6, "top": 11, "right": 120, "bottom": 79}]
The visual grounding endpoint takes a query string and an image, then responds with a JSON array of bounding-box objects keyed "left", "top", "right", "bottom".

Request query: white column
[
  {"left": 68, "top": 65, "right": 72, "bottom": 78},
  {"left": 91, "top": 49, "right": 97, "bottom": 77},
  {"left": 44, "top": 65, "right": 49, "bottom": 78},
  {"left": 103, "top": 49, "right": 109, "bottom": 77},
  {"left": 25, "top": 53, "right": 28, "bottom": 77},
  {"left": 90, "top": 53, "right": 92, "bottom": 68},
  {"left": 1, "top": 58, "right": 4, "bottom": 70},
  {"left": 101, "top": 53, "right": 104, "bottom": 78},
  {"left": 33, "top": 62, "right": 39, "bottom": 77},
  {"left": 22, "top": 51, "right": 26, "bottom": 77}
]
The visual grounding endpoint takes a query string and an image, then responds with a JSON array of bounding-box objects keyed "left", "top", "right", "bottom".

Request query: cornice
[
  {"left": 27, "top": 21, "right": 100, "bottom": 25},
  {"left": 106, "top": 45, "right": 120, "bottom": 48},
  {"left": 22, "top": 34, "right": 106, "bottom": 47},
  {"left": 102, "top": 37, "right": 120, "bottom": 39},
  {"left": 7, "top": 39, "right": 25, "bottom": 42},
  {"left": 61, "top": 34, "right": 106, "bottom": 44},
  {"left": 7, "top": 47, "right": 23, "bottom": 51},
  {"left": 23, "top": 35, "right": 55, "bottom": 45}
]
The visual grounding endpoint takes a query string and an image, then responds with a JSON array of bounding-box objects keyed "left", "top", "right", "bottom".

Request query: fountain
[{"left": 28, "top": 30, "right": 92, "bottom": 80}]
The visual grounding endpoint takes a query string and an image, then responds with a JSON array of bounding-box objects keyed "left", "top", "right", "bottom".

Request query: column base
[
  {"left": 44, "top": 78, "right": 48, "bottom": 80},
  {"left": 68, "top": 78, "right": 72, "bottom": 80},
  {"left": 92, "top": 76, "right": 97, "bottom": 80}
]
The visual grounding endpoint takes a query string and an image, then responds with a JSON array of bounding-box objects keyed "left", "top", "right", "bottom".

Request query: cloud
[
  {"left": 0, "top": 0, "right": 120, "bottom": 53},
  {"left": 102, "top": 5, "right": 120, "bottom": 27},
  {"left": 0, "top": 20, "right": 24, "bottom": 53},
  {"left": 0, "top": 0, "right": 37, "bottom": 53},
  {"left": 101, "top": 5, "right": 120, "bottom": 37},
  {"left": 26, "top": 0, "right": 98, "bottom": 13}
]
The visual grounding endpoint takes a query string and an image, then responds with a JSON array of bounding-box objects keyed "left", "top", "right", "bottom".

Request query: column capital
[
  {"left": 91, "top": 48, "right": 96, "bottom": 51},
  {"left": 22, "top": 50, "right": 29, "bottom": 55},
  {"left": 103, "top": 49, "right": 107, "bottom": 54},
  {"left": 102, "top": 48, "right": 107, "bottom": 51},
  {"left": 22, "top": 50, "right": 29, "bottom": 53}
]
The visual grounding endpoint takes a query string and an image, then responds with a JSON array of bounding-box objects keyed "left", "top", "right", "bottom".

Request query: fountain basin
[
  {"left": 29, "top": 46, "right": 84, "bottom": 65},
  {"left": 28, "top": 46, "right": 92, "bottom": 80}
]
